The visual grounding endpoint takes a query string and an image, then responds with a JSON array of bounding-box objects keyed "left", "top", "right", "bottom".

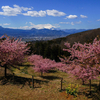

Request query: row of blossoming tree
[
  {"left": 0, "top": 35, "right": 64, "bottom": 77},
  {"left": 27, "top": 54, "right": 65, "bottom": 76},
  {"left": 0, "top": 35, "right": 100, "bottom": 94}
]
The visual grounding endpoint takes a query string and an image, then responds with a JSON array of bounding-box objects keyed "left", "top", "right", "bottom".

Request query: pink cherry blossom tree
[
  {"left": 0, "top": 35, "right": 29, "bottom": 77},
  {"left": 28, "top": 55, "right": 55, "bottom": 76},
  {"left": 59, "top": 37, "right": 100, "bottom": 94},
  {"left": 28, "top": 54, "right": 65, "bottom": 76}
]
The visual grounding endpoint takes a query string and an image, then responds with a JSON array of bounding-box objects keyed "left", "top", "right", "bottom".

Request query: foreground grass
[{"left": 0, "top": 64, "right": 100, "bottom": 100}]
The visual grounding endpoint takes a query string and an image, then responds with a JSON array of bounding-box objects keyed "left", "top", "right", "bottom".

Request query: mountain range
[
  {"left": 50, "top": 27, "right": 91, "bottom": 34},
  {"left": 0, "top": 26, "right": 91, "bottom": 41}
]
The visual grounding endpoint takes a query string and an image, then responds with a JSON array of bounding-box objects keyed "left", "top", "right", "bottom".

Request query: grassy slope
[{"left": 0, "top": 61, "right": 100, "bottom": 100}]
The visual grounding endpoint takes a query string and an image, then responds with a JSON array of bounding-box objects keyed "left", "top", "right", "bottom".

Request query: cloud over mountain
[
  {"left": 29, "top": 22, "right": 56, "bottom": 29},
  {"left": 17, "top": 22, "right": 56, "bottom": 29}
]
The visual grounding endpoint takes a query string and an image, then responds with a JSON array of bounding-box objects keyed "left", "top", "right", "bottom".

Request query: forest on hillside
[
  {"left": 26, "top": 38, "right": 95, "bottom": 62},
  {"left": 27, "top": 40, "right": 70, "bottom": 62}
]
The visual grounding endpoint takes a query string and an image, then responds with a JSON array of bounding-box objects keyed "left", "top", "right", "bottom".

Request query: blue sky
[{"left": 0, "top": 0, "right": 100, "bottom": 29}]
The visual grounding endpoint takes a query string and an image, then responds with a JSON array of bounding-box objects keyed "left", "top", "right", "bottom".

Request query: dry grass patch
[{"left": 0, "top": 65, "right": 100, "bottom": 100}]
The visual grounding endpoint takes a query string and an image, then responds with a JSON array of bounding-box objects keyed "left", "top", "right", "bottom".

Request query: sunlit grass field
[{"left": 0, "top": 62, "right": 100, "bottom": 100}]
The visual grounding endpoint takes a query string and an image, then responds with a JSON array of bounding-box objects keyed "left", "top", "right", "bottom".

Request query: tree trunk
[
  {"left": 82, "top": 79, "right": 85, "bottom": 85},
  {"left": 4, "top": 64, "right": 7, "bottom": 78},
  {"left": 61, "top": 78, "right": 63, "bottom": 91},
  {"left": 99, "top": 80, "right": 100, "bottom": 91},
  {"left": 89, "top": 79, "right": 91, "bottom": 95},
  {"left": 32, "top": 75, "right": 34, "bottom": 88},
  {"left": 13, "top": 73, "right": 15, "bottom": 84},
  {"left": 41, "top": 72, "right": 43, "bottom": 76}
]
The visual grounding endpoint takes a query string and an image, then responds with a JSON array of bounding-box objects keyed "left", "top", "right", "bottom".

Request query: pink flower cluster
[
  {"left": 0, "top": 35, "right": 29, "bottom": 67},
  {"left": 60, "top": 38, "right": 100, "bottom": 82},
  {"left": 28, "top": 54, "right": 65, "bottom": 73}
]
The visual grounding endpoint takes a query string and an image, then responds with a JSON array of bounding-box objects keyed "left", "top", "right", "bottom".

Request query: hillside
[{"left": 51, "top": 28, "right": 100, "bottom": 48}]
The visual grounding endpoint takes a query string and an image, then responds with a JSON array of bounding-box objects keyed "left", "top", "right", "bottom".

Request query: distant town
[{"left": 21, "top": 36, "right": 64, "bottom": 42}]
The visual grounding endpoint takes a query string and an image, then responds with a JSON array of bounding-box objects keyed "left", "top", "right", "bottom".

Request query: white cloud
[
  {"left": 0, "top": 4, "right": 33, "bottom": 16},
  {"left": 80, "top": 15, "right": 87, "bottom": 18},
  {"left": 21, "top": 6, "right": 33, "bottom": 11},
  {"left": 46, "top": 9, "right": 66, "bottom": 16},
  {"left": 65, "top": 15, "right": 78, "bottom": 19},
  {"left": 0, "top": 5, "right": 20, "bottom": 16},
  {"left": 33, "top": 24, "right": 55, "bottom": 29},
  {"left": 9, "top": 22, "right": 57, "bottom": 30},
  {"left": 8, "top": 27, "right": 18, "bottom": 29},
  {"left": 97, "top": 19, "right": 100, "bottom": 21},
  {"left": 3, "top": 23, "right": 10, "bottom": 25},
  {"left": 23, "top": 10, "right": 46, "bottom": 17},
  {"left": 23, "top": 9, "right": 66, "bottom": 17},
  {"left": 13, "top": 4, "right": 33, "bottom": 11},
  {"left": 0, "top": 5, "right": 66, "bottom": 17},
  {"left": 19, "top": 26, "right": 29, "bottom": 29},
  {"left": 29, "top": 22, "right": 34, "bottom": 26},
  {"left": 60, "top": 22, "right": 70, "bottom": 24},
  {"left": 29, "top": 22, "right": 56, "bottom": 29}
]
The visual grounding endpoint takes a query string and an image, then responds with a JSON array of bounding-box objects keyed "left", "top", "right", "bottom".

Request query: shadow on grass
[
  {"left": 0, "top": 73, "right": 49, "bottom": 89},
  {"left": 47, "top": 70, "right": 57, "bottom": 73},
  {"left": 79, "top": 83, "right": 100, "bottom": 100},
  {"left": 41, "top": 75, "right": 61, "bottom": 80},
  {"left": 17, "top": 64, "right": 34, "bottom": 67}
]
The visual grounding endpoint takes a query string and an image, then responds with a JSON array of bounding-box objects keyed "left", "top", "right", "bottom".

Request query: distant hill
[
  {"left": 49, "top": 28, "right": 100, "bottom": 48},
  {"left": 62, "top": 29, "right": 91, "bottom": 34}
]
